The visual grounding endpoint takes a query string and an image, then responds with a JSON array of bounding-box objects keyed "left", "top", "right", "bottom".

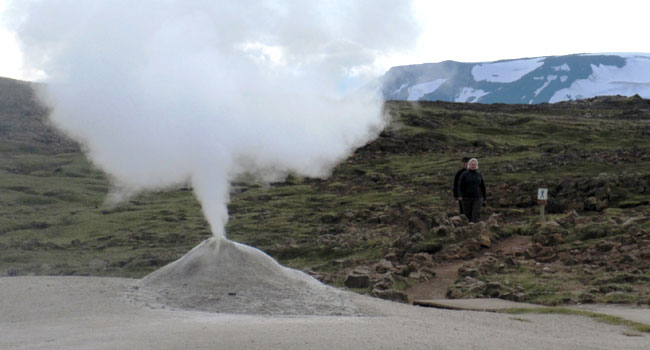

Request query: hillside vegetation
[{"left": 1, "top": 76, "right": 649, "bottom": 306}]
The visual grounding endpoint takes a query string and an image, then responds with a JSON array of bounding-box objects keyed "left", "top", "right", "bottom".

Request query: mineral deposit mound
[{"left": 137, "top": 237, "right": 360, "bottom": 316}]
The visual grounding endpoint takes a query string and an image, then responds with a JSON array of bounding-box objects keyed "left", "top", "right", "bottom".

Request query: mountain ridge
[{"left": 381, "top": 53, "right": 650, "bottom": 104}]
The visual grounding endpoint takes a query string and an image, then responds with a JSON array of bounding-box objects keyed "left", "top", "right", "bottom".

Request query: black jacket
[
  {"left": 458, "top": 170, "right": 486, "bottom": 199},
  {"left": 453, "top": 168, "right": 466, "bottom": 198}
]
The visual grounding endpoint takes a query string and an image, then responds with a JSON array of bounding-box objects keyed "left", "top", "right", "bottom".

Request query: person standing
[
  {"left": 453, "top": 157, "right": 470, "bottom": 214},
  {"left": 457, "top": 158, "right": 486, "bottom": 223}
]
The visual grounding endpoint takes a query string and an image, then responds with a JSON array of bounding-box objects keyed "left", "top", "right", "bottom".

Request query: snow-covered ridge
[
  {"left": 550, "top": 56, "right": 650, "bottom": 102},
  {"left": 381, "top": 53, "right": 650, "bottom": 104},
  {"left": 472, "top": 57, "right": 545, "bottom": 83},
  {"left": 407, "top": 79, "right": 447, "bottom": 101}
]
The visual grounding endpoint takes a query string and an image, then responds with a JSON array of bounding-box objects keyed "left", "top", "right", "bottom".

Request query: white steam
[{"left": 11, "top": 0, "right": 419, "bottom": 237}]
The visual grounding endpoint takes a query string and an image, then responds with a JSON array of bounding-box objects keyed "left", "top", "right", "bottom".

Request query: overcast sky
[{"left": 1, "top": 0, "right": 649, "bottom": 82}]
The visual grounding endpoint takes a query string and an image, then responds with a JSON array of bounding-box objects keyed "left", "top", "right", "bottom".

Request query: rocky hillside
[
  {"left": 382, "top": 53, "right": 650, "bottom": 104},
  {"left": 1, "top": 77, "right": 649, "bottom": 306}
]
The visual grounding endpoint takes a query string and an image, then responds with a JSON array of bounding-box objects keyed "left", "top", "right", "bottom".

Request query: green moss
[
  {"left": 3, "top": 97, "right": 650, "bottom": 311},
  {"left": 501, "top": 307, "right": 650, "bottom": 333}
]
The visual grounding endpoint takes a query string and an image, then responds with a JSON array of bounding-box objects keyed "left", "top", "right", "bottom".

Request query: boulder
[
  {"left": 458, "top": 266, "right": 478, "bottom": 277},
  {"left": 467, "top": 277, "right": 488, "bottom": 294},
  {"left": 501, "top": 292, "right": 528, "bottom": 302},
  {"left": 419, "top": 267, "right": 436, "bottom": 278},
  {"left": 371, "top": 289, "right": 409, "bottom": 303},
  {"left": 484, "top": 282, "right": 504, "bottom": 297},
  {"left": 478, "top": 230, "right": 491, "bottom": 248},
  {"left": 433, "top": 226, "right": 448, "bottom": 237},
  {"left": 464, "top": 238, "right": 482, "bottom": 252},
  {"left": 411, "top": 253, "right": 433, "bottom": 264},
  {"left": 407, "top": 216, "right": 429, "bottom": 235},
  {"left": 536, "top": 252, "right": 558, "bottom": 263},
  {"left": 449, "top": 215, "right": 468, "bottom": 227},
  {"left": 584, "top": 196, "right": 598, "bottom": 211},
  {"left": 504, "top": 256, "right": 519, "bottom": 267},
  {"left": 372, "top": 281, "right": 391, "bottom": 291},
  {"left": 595, "top": 240, "right": 614, "bottom": 252},
  {"left": 375, "top": 259, "right": 394, "bottom": 274},
  {"left": 344, "top": 273, "right": 371, "bottom": 289},
  {"left": 408, "top": 241, "right": 443, "bottom": 254}
]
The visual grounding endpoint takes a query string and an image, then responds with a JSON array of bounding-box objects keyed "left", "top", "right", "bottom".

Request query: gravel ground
[
  {"left": 1, "top": 275, "right": 648, "bottom": 350},
  {"left": 1, "top": 237, "right": 648, "bottom": 349}
]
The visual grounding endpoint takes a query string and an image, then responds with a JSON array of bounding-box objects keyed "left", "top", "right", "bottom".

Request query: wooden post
[{"left": 537, "top": 188, "right": 548, "bottom": 221}]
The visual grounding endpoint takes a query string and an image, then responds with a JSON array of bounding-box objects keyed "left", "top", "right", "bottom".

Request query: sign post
[{"left": 537, "top": 188, "right": 548, "bottom": 220}]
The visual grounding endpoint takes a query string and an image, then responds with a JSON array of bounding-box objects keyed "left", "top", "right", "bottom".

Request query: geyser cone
[{"left": 138, "top": 237, "right": 359, "bottom": 316}]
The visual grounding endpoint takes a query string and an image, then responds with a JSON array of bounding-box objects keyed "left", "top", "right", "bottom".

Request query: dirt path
[{"left": 406, "top": 234, "right": 532, "bottom": 302}]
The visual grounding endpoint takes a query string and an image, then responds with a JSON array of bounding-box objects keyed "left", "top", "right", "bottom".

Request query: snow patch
[
  {"left": 552, "top": 64, "right": 570, "bottom": 72},
  {"left": 534, "top": 75, "right": 557, "bottom": 96},
  {"left": 393, "top": 83, "right": 408, "bottom": 95},
  {"left": 560, "top": 76, "right": 568, "bottom": 82},
  {"left": 407, "top": 79, "right": 447, "bottom": 100},
  {"left": 472, "top": 57, "right": 545, "bottom": 83},
  {"left": 455, "top": 87, "right": 488, "bottom": 103},
  {"left": 550, "top": 57, "right": 650, "bottom": 102}
]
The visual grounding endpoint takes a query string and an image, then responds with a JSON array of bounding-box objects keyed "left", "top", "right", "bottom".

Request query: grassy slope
[{"left": 1, "top": 79, "right": 649, "bottom": 303}]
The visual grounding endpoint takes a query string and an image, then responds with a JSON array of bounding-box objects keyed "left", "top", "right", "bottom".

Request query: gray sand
[
  {"left": 2, "top": 276, "right": 648, "bottom": 349},
  {"left": 1, "top": 238, "right": 648, "bottom": 349}
]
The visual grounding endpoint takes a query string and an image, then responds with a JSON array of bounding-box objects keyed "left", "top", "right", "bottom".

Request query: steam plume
[{"left": 11, "top": 0, "right": 419, "bottom": 237}]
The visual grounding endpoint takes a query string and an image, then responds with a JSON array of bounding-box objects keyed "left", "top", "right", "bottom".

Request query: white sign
[{"left": 537, "top": 188, "right": 548, "bottom": 200}]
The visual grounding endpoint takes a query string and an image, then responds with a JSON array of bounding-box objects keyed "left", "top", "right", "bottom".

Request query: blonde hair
[{"left": 468, "top": 158, "right": 478, "bottom": 169}]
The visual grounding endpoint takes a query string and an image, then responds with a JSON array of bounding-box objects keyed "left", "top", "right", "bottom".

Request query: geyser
[
  {"left": 11, "top": 0, "right": 420, "bottom": 237},
  {"left": 137, "top": 236, "right": 360, "bottom": 315}
]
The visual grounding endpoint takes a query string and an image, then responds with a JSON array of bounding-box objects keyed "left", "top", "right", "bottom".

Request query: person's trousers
[
  {"left": 458, "top": 200, "right": 463, "bottom": 214},
  {"left": 462, "top": 198, "right": 483, "bottom": 223}
]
